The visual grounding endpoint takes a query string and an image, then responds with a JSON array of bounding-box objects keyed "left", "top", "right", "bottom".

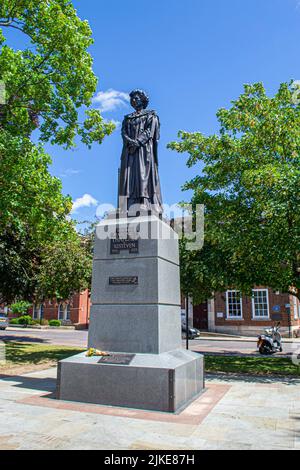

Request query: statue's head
[{"left": 129, "top": 89, "right": 149, "bottom": 111}]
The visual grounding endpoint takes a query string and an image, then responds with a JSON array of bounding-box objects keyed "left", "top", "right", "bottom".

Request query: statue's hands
[{"left": 128, "top": 140, "right": 140, "bottom": 154}]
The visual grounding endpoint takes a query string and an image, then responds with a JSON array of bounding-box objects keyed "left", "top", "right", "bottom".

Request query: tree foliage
[
  {"left": 0, "top": 130, "right": 92, "bottom": 302},
  {"left": 10, "top": 300, "right": 31, "bottom": 316},
  {"left": 169, "top": 82, "right": 300, "bottom": 300},
  {"left": 0, "top": 1, "right": 110, "bottom": 302},
  {"left": 0, "top": 0, "right": 115, "bottom": 147}
]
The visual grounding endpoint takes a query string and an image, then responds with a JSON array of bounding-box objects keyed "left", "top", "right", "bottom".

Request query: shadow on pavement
[
  {"left": 195, "top": 350, "right": 259, "bottom": 357},
  {"left": 0, "top": 374, "right": 56, "bottom": 393},
  {"left": 192, "top": 349, "right": 292, "bottom": 358},
  {"left": 291, "top": 415, "right": 300, "bottom": 438},
  {"left": 206, "top": 372, "right": 300, "bottom": 386},
  {"left": 0, "top": 335, "right": 48, "bottom": 344}
]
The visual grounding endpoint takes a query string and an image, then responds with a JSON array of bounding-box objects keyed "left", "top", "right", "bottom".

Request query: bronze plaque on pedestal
[
  {"left": 109, "top": 276, "right": 138, "bottom": 286},
  {"left": 98, "top": 354, "right": 135, "bottom": 365},
  {"left": 110, "top": 239, "right": 139, "bottom": 255}
]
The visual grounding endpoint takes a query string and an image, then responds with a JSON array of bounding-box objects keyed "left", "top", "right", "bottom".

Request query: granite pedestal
[{"left": 57, "top": 216, "right": 205, "bottom": 413}]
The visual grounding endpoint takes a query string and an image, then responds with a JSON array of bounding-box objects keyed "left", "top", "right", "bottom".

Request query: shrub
[
  {"left": 10, "top": 301, "right": 31, "bottom": 317},
  {"left": 18, "top": 315, "right": 33, "bottom": 327},
  {"left": 9, "top": 318, "right": 19, "bottom": 325},
  {"left": 49, "top": 319, "right": 61, "bottom": 327},
  {"left": 40, "top": 319, "right": 49, "bottom": 326}
]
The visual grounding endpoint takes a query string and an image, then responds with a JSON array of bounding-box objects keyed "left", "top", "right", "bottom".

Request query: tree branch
[{"left": 0, "top": 19, "right": 13, "bottom": 26}]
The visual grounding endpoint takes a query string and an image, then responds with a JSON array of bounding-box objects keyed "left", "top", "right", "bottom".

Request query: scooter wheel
[{"left": 259, "top": 346, "right": 272, "bottom": 355}]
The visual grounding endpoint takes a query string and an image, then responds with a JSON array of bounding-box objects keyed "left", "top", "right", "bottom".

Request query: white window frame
[
  {"left": 252, "top": 289, "right": 270, "bottom": 319},
  {"left": 58, "top": 303, "right": 64, "bottom": 320},
  {"left": 39, "top": 304, "right": 44, "bottom": 320},
  {"left": 65, "top": 304, "right": 71, "bottom": 321},
  {"left": 293, "top": 296, "right": 298, "bottom": 320},
  {"left": 226, "top": 290, "right": 243, "bottom": 319},
  {"left": 33, "top": 304, "right": 39, "bottom": 320}
]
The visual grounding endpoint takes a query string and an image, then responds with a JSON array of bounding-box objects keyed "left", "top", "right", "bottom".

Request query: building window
[
  {"left": 32, "top": 304, "right": 38, "bottom": 320},
  {"left": 40, "top": 304, "right": 44, "bottom": 320},
  {"left": 66, "top": 304, "right": 71, "bottom": 321},
  {"left": 252, "top": 289, "right": 269, "bottom": 319},
  {"left": 226, "top": 291, "right": 243, "bottom": 319},
  {"left": 58, "top": 304, "right": 64, "bottom": 320}
]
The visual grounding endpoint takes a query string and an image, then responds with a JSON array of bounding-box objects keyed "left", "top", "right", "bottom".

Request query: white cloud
[
  {"left": 71, "top": 193, "right": 98, "bottom": 214},
  {"left": 60, "top": 168, "right": 81, "bottom": 178},
  {"left": 93, "top": 88, "right": 130, "bottom": 113}
]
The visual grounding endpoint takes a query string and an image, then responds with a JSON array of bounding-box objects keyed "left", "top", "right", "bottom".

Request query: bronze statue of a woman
[{"left": 119, "top": 90, "right": 163, "bottom": 216}]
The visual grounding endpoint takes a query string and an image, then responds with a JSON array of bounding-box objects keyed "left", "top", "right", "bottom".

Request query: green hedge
[
  {"left": 10, "top": 316, "right": 37, "bottom": 326},
  {"left": 18, "top": 315, "right": 34, "bottom": 326},
  {"left": 49, "top": 319, "right": 61, "bottom": 327}
]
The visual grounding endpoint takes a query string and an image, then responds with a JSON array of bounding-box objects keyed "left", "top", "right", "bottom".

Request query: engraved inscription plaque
[
  {"left": 110, "top": 239, "right": 139, "bottom": 255},
  {"left": 98, "top": 354, "right": 135, "bottom": 365},
  {"left": 109, "top": 276, "right": 138, "bottom": 286}
]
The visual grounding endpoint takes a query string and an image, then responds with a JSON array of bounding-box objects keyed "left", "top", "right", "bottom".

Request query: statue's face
[{"left": 130, "top": 94, "right": 144, "bottom": 111}]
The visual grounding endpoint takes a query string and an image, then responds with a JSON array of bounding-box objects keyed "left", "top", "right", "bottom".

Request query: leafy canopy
[
  {"left": 169, "top": 82, "right": 300, "bottom": 301},
  {"left": 10, "top": 300, "right": 31, "bottom": 316},
  {"left": 0, "top": 1, "right": 109, "bottom": 303},
  {"left": 0, "top": 130, "right": 92, "bottom": 302},
  {"left": 0, "top": 0, "right": 114, "bottom": 147}
]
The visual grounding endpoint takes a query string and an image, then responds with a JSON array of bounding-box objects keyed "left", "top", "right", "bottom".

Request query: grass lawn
[
  {"left": 0, "top": 342, "right": 84, "bottom": 374},
  {"left": 0, "top": 342, "right": 299, "bottom": 377},
  {"left": 205, "top": 354, "right": 300, "bottom": 376}
]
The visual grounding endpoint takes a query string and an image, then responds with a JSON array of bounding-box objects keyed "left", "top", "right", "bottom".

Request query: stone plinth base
[{"left": 57, "top": 350, "right": 204, "bottom": 413}]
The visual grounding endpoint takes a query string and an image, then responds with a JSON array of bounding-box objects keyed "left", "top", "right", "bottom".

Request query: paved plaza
[{"left": 0, "top": 367, "right": 299, "bottom": 450}]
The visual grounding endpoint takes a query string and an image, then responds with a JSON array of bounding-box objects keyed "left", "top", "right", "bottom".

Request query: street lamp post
[{"left": 185, "top": 295, "right": 189, "bottom": 350}]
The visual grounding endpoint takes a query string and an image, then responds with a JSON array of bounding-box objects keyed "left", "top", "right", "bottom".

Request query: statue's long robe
[{"left": 119, "top": 109, "right": 163, "bottom": 213}]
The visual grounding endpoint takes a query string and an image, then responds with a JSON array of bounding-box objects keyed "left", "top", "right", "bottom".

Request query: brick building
[
  {"left": 29, "top": 289, "right": 90, "bottom": 328},
  {"left": 192, "top": 287, "right": 300, "bottom": 337}
]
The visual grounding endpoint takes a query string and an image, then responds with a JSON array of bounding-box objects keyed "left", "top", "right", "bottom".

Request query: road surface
[{"left": 1, "top": 328, "right": 298, "bottom": 357}]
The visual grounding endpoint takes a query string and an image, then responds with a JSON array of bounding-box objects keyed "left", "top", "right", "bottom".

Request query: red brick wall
[
  {"left": 26, "top": 289, "right": 91, "bottom": 326},
  {"left": 214, "top": 287, "right": 300, "bottom": 329}
]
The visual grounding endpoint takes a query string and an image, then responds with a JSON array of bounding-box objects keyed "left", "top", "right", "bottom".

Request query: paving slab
[{"left": 0, "top": 367, "right": 299, "bottom": 450}]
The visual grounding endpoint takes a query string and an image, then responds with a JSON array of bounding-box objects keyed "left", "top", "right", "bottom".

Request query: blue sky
[{"left": 6, "top": 0, "right": 300, "bottom": 222}]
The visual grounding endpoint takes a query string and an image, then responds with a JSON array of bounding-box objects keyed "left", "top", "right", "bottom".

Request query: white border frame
[
  {"left": 252, "top": 289, "right": 270, "bottom": 320},
  {"left": 226, "top": 290, "right": 243, "bottom": 320}
]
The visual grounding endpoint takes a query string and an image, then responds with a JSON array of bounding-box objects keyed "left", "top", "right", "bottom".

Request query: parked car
[
  {"left": 182, "top": 325, "right": 200, "bottom": 340},
  {"left": 0, "top": 314, "right": 9, "bottom": 330}
]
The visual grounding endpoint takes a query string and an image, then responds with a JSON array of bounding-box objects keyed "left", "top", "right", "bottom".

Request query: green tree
[
  {"left": 0, "top": 1, "right": 110, "bottom": 302},
  {"left": 35, "top": 230, "right": 93, "bottom": 301},
  {"left": 0, "top": 131, "right": 92, "bottom": 303},
  {"left": 10, "top": 300, "right": 31, "bottom": 316},
  {"left": 169, "top": 82, "right": 300, "bottom": 300},
  {"left": 0, "top": 0, "right": 114, "bottom": 146}
]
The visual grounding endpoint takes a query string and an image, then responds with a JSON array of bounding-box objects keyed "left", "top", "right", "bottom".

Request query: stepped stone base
[
  {"left": 57, "top": 216, "right": 205, "bottom": 413},
  {"left": 57, "top": 350, "right": 204, "bottom": 413}
]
